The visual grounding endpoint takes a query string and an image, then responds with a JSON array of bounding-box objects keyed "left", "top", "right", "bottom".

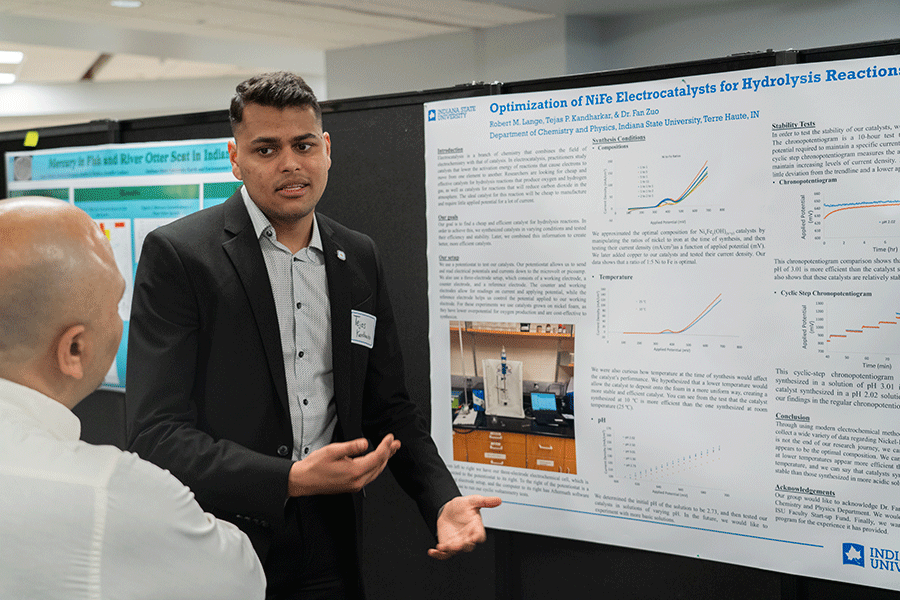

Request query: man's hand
[
  {"left": 428, "top": 495, "right": 502, "bottom": 560},
  {"left": 287, "top": 435, "right": 401, "bottom": 497}
]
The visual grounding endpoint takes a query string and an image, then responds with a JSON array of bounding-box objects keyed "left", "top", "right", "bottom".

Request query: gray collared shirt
[{"left": 242, "top": 187, "right": 336, "bottom": 461}]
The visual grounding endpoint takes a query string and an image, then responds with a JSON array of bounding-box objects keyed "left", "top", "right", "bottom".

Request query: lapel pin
[{"left": 336, "top": 249, "right": 346, "bottom": 261}]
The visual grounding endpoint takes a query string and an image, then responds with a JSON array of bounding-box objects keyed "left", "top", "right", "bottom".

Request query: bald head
[{"left": 0, "top": 197, "right": 124, "bottom": 404}]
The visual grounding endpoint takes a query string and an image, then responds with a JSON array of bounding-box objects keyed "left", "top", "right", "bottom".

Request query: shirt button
[
  {"left": 296, "top": 302, "right": 301, "bottom": 309},
  {"left": 266, "top": 231, "right": 273, "bottom": 237},
  {"left": 304, "top": 447, "right": 310, "bottom": 455},
  {"left": 277, "top": 445, "right": 289, "bottom": 457},
  {"left": 298, "top": 351, "right": 304, "bottom": 358},
  {"left": 303, "top": 398, "right": 309, "bottom": 406}
]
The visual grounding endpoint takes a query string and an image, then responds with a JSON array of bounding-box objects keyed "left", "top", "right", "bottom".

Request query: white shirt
[
  {"left": 0, "top": 378, "right": 266, "bottom": 600},
  {"left": 242, "top": 188, "right": 337, "bottom": 460}
]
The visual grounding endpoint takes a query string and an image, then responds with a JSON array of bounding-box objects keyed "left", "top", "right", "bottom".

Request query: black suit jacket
[{"left": 126, "top": 190, "right": 460, "bottom": 560}]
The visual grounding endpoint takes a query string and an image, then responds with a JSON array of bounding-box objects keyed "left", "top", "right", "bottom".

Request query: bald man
[{"left": 0, "top": 197, "right": 265, "bottom": 600}]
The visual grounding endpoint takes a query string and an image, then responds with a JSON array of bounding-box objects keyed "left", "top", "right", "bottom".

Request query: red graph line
[
  {"left": 624, "top": 294, "right": 722, "bottom": 335},
  {"left": 827, "top": 319, "right": 898, "bottom": 342},
  {"left": 823, "top": 202, "right": 900, "bottom": 219}
]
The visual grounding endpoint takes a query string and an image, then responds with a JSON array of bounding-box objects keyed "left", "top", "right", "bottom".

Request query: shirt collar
[
  {"left": 240, "top": 185, "right": 323, "bottom": 253},
  {"left": 0, "top": 378, "right": 81, "bottom": 441}
]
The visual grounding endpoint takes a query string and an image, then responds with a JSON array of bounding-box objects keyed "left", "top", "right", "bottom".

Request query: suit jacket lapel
[
  {"left": 221, "top": 191, "right": 290, "bottom": 415},
  {"left": 318, "top": 215, "right": 355, "bottom": 431}
]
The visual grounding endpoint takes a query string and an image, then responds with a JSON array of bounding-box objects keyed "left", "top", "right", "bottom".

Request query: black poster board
[{"left": 2, "top": 39, "right": 899, "bottom": 599}]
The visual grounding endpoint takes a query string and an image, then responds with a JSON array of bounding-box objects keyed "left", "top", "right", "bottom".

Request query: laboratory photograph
[{"left": 449, "top": 320, "right": 575, "bottom": 473}]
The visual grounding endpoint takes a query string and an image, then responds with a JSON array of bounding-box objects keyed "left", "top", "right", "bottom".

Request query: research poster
[
  {"left": 426, "top": 55, "right": 900, "bottom": 589},
  {"left": 5, "top": 139, "right": 239, "bottom": 388}
]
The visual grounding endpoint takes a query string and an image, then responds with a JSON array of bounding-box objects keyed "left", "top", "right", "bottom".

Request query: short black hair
[{"left": 229, "top": 72, "right": 321, "bottom": 132}]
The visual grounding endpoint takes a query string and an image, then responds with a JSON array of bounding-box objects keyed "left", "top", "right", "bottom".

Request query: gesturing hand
[
  {"left": 428, "top": 495, "right": 502, "bottom": 560},
  {"left": 287, "top": 434, "right": 401, "bottom": 497}
]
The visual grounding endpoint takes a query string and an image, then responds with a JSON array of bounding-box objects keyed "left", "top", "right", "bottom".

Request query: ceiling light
[
  {"left": 0, "top": 51, "right": 24, "bottom": 65},
  {"left": 110, "top": 0, "right": 142, "bottom": 7},
  {"left": 0, "top": 73, "right": 16, "bottom": 84}
]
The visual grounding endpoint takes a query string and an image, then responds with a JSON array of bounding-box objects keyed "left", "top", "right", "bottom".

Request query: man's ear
[
  {"left": 56, "top": 324, "right": 86, "bottom": 380},
  {"left": 228, "top": 140, "right": 242, "bottom": 180}
]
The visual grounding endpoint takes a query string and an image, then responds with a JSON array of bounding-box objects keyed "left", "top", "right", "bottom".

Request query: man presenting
[
  {"left": 0, "top": 197, "right": 265, "bottom": 599},
  {"left": 126, "top": 72, "right": 500, "bottom": 599}
]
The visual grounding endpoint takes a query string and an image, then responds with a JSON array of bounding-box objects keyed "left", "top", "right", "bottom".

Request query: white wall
[
  {"left": 590, "top": 0, "right": 900, "bottom": 73},
  {"left": 0, "top": 13, "right": 324, "bottom": 133},
  {"left": 1, "top": 1, "right": 896, "bottom": 132},
  {"left": 325, "top": 17, "right": 568, "bottom": 100},
  {"left": 325, "top": 0, "right": 900, "bottom": 100}
]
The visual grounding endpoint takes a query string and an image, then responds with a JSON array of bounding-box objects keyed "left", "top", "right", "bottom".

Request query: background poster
[
  {"left": 5, "top": 139, "right": 239, "bottom": 387},
  {"left": 426, "top": 56, "right": 900, "bottom": 589}
]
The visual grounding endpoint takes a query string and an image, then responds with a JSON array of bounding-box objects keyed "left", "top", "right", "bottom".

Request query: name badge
[{"left": 351, "top": 310, "right": 377, "bottom": 349}]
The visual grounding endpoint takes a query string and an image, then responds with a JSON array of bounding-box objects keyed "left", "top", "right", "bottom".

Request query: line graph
[
  {"left": 624, "top": 294, "right": 722, "bottom": 335},
  {"left": 809, "top": 193, "right": 900, "bottom": 241},
  {"left": 826, "top": 312, "right": 899, "bottom": 347},
  {"left": 815, "top": 296, "right": 900, "bottom": 357},
  {"left": 823, "top": 199, "right": 900, "bottom": 220},
  {"left": 601, "top": 424, "right": 733, "bottom": 488},
  {"left": 625, "top": 445, "right": 723, "bottom": 481},
  {"left": 628, "top": 161, "right": 708, "bottom": 212}
]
